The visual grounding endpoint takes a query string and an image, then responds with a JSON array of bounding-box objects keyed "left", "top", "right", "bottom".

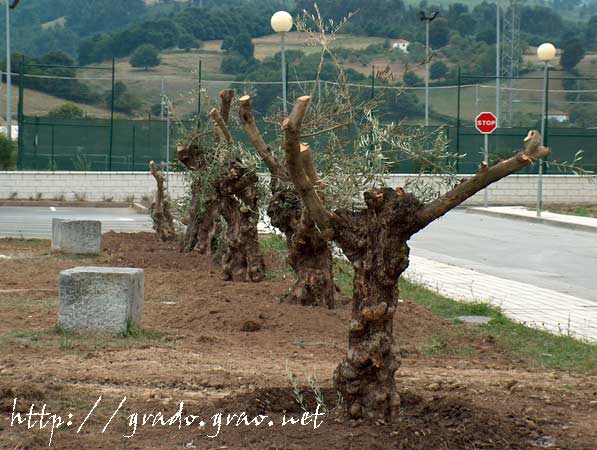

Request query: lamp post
[
  {"left": 536, "top": 42, "right": 556, "bottom": 218},
  {"left": 271, "top": 11, "right": 293, "bottom": 114},
  {"left": 4, "top": 0, "right": 19, "bottom": 141},
  {"left": 419, "top": 11, "right": 439, "bottom": 127},
  {"left": 496, "top": 0, "right": 501, "bottom": 128}
]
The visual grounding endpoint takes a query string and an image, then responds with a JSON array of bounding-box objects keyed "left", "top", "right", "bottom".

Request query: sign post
[{"left": 475, "top": 112, "right": 498, "bottom": 208}]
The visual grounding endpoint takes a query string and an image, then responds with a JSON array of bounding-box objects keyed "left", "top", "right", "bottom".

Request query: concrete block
[
  {"left": 52, "top": 219, "right": 101, "bottom": 255},
  {"left": 58, "top": 267, "right": 144, "bottom": 334}
]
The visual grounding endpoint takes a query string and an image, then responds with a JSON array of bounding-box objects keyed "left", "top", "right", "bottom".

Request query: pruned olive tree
[
  {"left": 176, "top": 89, "right": 265, "bottom": 282},
  {"left": 239, "top": 96, "right": 336, "bottom": 307},
  {"left": 148, "top": 160, "right": 176, "bottom": 241},
  {"left": 177, "top": 91, "right": 235, "bottom": 255},
  {"left": 281, "top": 93, "right": 550, "bottom": 422},
  {"left": 234, "top": 8, "right": 391, "bottom": 308}
]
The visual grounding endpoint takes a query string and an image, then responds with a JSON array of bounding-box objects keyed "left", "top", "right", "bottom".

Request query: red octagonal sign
[{"left": 475, "top": 112, "right": 497, "bottom": 134}]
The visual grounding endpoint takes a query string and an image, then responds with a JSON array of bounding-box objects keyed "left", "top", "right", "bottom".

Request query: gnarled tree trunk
[
  {"left": 333, "top": 189, "right": 420, "bottom": 422},
  {"left": 177, "top": 141, "right": 221, "bottom": 254},
  {"left": 217, "top": 161, "right": 265, "bottom": 282},
  {"left": 209, "top": 92, "right": 265, "bottom": 282},
  {"left": 149, "top": 160, "right": 176, "bottom": 241},
  {"left": 177, "top": 89, "right": 235, "bottom": 254},
  {"left": 282, "top": 95, "right": 550, "bottom": 422},
  {"left": 239, "top": 96, "right": 335, "bottom": 307}
]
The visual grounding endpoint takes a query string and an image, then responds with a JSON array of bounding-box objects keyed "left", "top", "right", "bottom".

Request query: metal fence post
[
  {"left": 197, "top": 60, "right": 202, "bottom": 125},
  {"left": 50, "top": 124, "right": 55, "bottom": 170},
  {"left": 108, "top": 58, "right": 115, "bottom": 171},
  {"left": 455, "top": 67, "right": 461, "bottom": 172},
  {"left": 131, "top": 124, "right": 136, "bottom": 171},
  {"left": 371, "top": 65, "right": 375, "bottom": 100},
  {"left": 16, "top": 55, "right": 25, "bottom": 169}
]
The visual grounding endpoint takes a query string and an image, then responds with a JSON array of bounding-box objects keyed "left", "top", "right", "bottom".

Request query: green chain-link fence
[{"left": 13, "top": 62, "right": 597, "bottom": 174}]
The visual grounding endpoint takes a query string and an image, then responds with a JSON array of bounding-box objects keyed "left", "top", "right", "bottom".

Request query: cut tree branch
[
  {"left": 415, "top": 130, "right": 550, "bottom": 230},
  {"left": 300, "top": 143, "right": 325, "bottom": 194},
  {"left": 238, "top": 95, "right": 287, "bottom": 179},
  {"left": 219, "top": 89, "right": 235, "bottom": 124},
  {"left": 209, "top": 107, "right": 233, "bottom": 145},
  {"left": 300, "top": 121, "right": 353, "bottom": 138},
  {"left": 283, "top": 96, "right": 334, "bottom": 235}
]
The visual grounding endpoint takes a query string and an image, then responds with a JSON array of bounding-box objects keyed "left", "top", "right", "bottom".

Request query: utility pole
[
  {"left": 5, "top": 0, "right": 20, "bottom": 140},
  {"left": 6, "top": 0, "right": 12, "bottom": 140},
  {"left": 419, "top": 10, "right": 439, "bottom": 127},
  {"left": 425, "top": 19, "right": 429, "bottom": 126},
  {"left": 496, "top": 0, "right": 501, "bottom": 128}
]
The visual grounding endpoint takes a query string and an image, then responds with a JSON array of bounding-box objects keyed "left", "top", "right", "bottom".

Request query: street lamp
[
  {"left": 419, "top": 10, "right": 439, "bottom": 127},
  {"left": 536, "top": 42, "right": 556, "bottom": 218},
  {"left": 4, "top": 0, "right": 19, "bottom": 141},
  {"left": 271, "top": 11, "right": 293, "bottom": 114},
  {"left": 496, "top": 0, "right": 501, "bottom": 128}
]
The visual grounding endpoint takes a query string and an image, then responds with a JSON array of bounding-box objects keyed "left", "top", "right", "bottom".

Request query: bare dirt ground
[{"left": 1, "top": 233, "right": 596, "bottom": 449}]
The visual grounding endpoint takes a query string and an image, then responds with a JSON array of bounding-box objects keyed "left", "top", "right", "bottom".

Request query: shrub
[{"left": 0, "top": 134, "right": 17, "bottom": 169}]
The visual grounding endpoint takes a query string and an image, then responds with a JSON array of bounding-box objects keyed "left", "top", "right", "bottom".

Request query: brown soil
[{"left": 0, "top": 233, "right": 596, "bottom": 449}]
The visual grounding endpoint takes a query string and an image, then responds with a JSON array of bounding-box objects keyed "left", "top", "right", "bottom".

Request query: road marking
[{"left": 49, "top": 207, "right": 56, "bottom": 211}]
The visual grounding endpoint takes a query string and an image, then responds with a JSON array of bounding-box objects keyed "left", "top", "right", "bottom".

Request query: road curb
[
  {"left": 132, "top": 203, "right": 149, "bottom": 214},
  {"left": 0, "top": 200, "right": 133, "bottom": 208},
  {"left": 466, "top": 207, "right": 597, "bottom": 234}
]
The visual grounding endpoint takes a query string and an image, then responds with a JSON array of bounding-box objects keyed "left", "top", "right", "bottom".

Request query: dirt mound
[
  {"left": 204, "top": 387, "right": 534, "bottom": 449},
  {"left": 1, "top": 233, "right": 596, "bottom": 449}
]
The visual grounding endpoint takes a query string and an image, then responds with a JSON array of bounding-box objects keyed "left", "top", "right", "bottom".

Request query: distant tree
[
  {"left": 560, "top": 36, "right": 585, "bottom": 71},
  {"left": 476, "top": 29, "right": 495, "bottom": 45},
  {"left": 221, "top": 32, "right": 254, "bottom": 60},
  {"left": 150, "top": 102, "right": 163, "bottom": 117},
  {"left": 105, "top": 82, "right": 141, "bottom": 113},
  {"left": 403, "top": 71, "right": 422, "bottom": 86},
  {"left": 406, "top": 42, "right": 426, "bottom": 64},
  {"left": 569, "top": 104, "right": 597, "bottom": 128},
  {"left": 65, "top": 0, "right": 146, "bottom": 37},
  {"left": 429, "top": 18, "right": 450, "bottom": 48},
  {"left": 221, "top": 53, "right": 256, "bottom": 74},
  {"left": 586, "top": 15, "right": 597, "bottom": 47},
  {"left": 220, "top": 32, "right": 256, "bottom": 74},
  {"left": 454, "top": 13, "right": 476, "bottom": 37},
  {"left": 0, "top": 134, "right": 16, "bottom": 169},
  {"left": 475, "top": 44, "right": 496, "bottom": 76},
  {"left": 178, "top": 33, "right": 199, "bottom": 52},
  {"left": 430, "top": 61, "right": 448, "bottom": 79},
  {"left": 520, "top": 6, "right": 563, "bottom": 36},
  {"left": 130, "top": 44, "right": 161, "bottom": 70},
  {"left": 47, "top": 103, "right": 85, "bottom": 119}
]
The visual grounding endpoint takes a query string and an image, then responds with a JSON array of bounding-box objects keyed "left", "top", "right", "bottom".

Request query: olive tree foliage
[{"left": 288, "top": 6, "right": 459, "bottom": 207}]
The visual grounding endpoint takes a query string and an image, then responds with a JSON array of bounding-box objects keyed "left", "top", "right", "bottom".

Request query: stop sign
[{"left": 475, "top": 112, "right": 497, "bottom": 134}]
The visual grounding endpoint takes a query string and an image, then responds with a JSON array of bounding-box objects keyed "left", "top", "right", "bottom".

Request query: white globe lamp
[
  {"left": 537, "top": 43, "right": 556, "bottom": 62},
  {"left": 270, "top": 11, "right": 293, "bottom": 113},
  {"left": 271, "top": 11, "right": 293, "bottom": 33}
]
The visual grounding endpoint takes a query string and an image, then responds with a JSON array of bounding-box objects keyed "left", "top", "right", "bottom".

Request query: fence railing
[{"left": 15, "top": 116, "right": 597, "bottom": 174}]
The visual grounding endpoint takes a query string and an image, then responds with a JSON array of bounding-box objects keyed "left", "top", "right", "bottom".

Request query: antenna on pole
[{"left": 501, "top": 0, "right": 523, "bottom": 127}]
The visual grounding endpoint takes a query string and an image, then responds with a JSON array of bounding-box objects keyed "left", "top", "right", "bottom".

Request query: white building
[{"left": 391, "top": 39, "right": 410, "bottom": 53}]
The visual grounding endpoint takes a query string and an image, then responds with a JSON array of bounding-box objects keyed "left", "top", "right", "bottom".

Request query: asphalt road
[
  {"left": 409, "top": 210, "right": 597, "bottom": 302},
  {"left": 1, "top": 206, "right": 595, "bottom": 301},
  {"left": 0, "top": 206, "right": 153, "bottom": 239}
]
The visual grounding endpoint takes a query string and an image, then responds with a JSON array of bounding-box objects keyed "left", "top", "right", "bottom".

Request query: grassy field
[
  {"left": 78, "top": 33, "right": 386, "bottom": 118},
  {"left": 17, "top": 27, "right": 597, "bottom": 121},
  {"left": 1, "top": 81, "right": 111, "bottom": 119}
]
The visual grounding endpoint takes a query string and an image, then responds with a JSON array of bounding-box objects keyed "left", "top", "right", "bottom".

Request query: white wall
[{"left": 0, "top": 171, "right": 595, "bottom": 206}]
